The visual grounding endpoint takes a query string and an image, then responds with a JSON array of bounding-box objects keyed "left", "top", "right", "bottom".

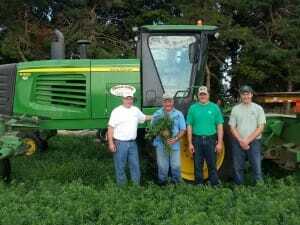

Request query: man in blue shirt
[{"left": 152, "top": 93, "right": 186, "bottom": 185}]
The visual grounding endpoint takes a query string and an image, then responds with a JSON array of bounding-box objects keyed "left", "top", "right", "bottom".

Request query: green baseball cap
[{"left": 239, "top": 85, "right": 253, "bottom": 94}]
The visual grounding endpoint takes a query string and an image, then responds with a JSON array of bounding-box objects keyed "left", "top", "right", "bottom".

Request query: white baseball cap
[{"left": 122, "top": 91, "right": 134, "bottom": 98}]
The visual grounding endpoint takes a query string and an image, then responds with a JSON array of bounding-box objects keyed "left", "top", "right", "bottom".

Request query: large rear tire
[
  {"left": 0, "top": 159, "right": 11, "bottom": 182},
  {"left": 218, "top": 125, "right": 234, "bottom": 181},
  {"left": 96, "top": 129, "right": 107, "bottom": 143}
]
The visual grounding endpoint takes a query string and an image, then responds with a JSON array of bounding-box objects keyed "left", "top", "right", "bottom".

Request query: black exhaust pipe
[
  {"left": 77, "top": 40, "right": 91, "bottom": 59},
  {"left": 51, "top": 29, "right": 65, "bottom": 59}
]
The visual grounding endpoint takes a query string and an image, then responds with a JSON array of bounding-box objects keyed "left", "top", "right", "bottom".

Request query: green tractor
[{"left": 0, "top": 24, "right": 299, "bottom": 181}]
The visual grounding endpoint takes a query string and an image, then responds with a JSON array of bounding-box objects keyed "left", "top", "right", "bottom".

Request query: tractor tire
[
  {"left": 137, "top": 128, "right": 147, "bottom": 148},
  {"left": 21, "top": 132, "right": 48, "bottom": 156},
  {"left": 96, "top": 129, "right": 107, "bottom": 143},
  {"left": 0, "top": 158, "right": 11, "bottom": 182},
  {"left": 218, "top": 125, "right": 234, "bottom": 181},
  {"left": 36, "top": 132, "right": 49, "bottom": 151}
]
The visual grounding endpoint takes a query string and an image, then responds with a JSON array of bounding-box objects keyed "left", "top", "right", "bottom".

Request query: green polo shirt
[{"left": 187, "top": 102, "right": 224, "bottom": 135}]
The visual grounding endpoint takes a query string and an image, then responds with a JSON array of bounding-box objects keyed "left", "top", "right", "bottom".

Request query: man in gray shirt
[{"left": 229, "top": 85, "right": 266, "bottom": 185}]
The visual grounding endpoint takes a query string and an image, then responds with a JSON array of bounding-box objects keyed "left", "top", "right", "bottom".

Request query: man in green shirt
[
  {"left": 187, "top": 86, "right": 224, "bottom": 186},
  {"left": 229, "top": 85, "right": 266, "bottom": 185}
]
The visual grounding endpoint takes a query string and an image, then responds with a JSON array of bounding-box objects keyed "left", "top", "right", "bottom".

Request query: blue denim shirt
[{"left": 152, "top": 108, "right": 186, "bottom": 151}]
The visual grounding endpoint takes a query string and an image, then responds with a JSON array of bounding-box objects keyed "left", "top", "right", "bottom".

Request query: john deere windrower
[{"left": 0, "top": 24, "right": 299, "bottom": 181}]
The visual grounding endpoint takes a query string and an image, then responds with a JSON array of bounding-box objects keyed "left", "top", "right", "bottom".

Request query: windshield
[{"left": 149, "top": 35, "right": 196, "bottom": 96}]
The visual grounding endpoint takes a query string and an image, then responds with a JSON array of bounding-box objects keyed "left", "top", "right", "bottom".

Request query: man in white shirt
[
  {"left": 107, "top": 91, "right": 151, "bottom": 185},
  {"left": 229, "top": 85, "right": 266, "bottom": 185}
]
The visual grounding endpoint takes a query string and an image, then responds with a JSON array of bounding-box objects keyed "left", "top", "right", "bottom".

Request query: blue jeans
[
  {"left": 156, "top": 148, "right": 181, "bottom": 184},
  {"left": 113, "top": 140, "right": 140, "bottom": 185},
  {"left": 232, "top": 139, "right": 263, "bottom": 185},
  {"left": 193, "top": 135, "right": 219, "bottom": 185}
]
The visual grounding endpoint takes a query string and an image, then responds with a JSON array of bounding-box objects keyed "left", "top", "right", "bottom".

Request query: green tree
[{"left": 0, "top": 0, "right": 299, "bottom": 93}]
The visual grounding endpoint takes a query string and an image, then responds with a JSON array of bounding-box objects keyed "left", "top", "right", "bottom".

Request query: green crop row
[{"left": 0, "top": 136, "right": 299, "bottom": 225}]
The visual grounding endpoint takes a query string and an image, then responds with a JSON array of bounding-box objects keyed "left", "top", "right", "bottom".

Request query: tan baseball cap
[
  {"left": 198, "top": 86, "right": 209, "bottom": 94},
  {"left": 162, "top": 93, "right": 173, "bottom": 100}
]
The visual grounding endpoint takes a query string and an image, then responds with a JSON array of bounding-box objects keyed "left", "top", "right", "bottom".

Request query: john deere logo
[
  {"left": 110, "top": 85, "right": 136, "bottom": 97},
  {"left": 19, "top": 72, "right": 32, "bottom": 80}
]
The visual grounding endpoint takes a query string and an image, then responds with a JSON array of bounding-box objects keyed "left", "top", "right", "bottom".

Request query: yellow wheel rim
[
  {"left": 23, "top": 138, "right": 37, "bottom": 156},
  {"left": 180, "top": 134, "right": 225, "bottom": 181}
]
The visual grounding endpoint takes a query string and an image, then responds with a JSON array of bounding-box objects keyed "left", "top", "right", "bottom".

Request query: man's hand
[
  {"left": 239, "top": 139, "right": 250, "bottom": 150},
  {"left": 107, "top": 126, "right": 116, "bottom": 152},
  {"left": 230, "top": 126, "right": 250, "bottom": 150},
  {"left": 167, "top": 138, "right": 177, "bottom": 145},
  {"left": 189, "top": 144, "right": 195, "bottom": 155},
  {"left": 215, "top": 142, "right": 222, "bottom": 153},
  {"left": 145, "top": 115, "right": 153, "bottom": 121},
  {"left": 108, "top": 142, "right": 116, "bottom": 153}
]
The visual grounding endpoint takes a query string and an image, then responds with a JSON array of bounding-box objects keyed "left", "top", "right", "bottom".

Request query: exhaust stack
[{"left": 77, "top": 40, "right": 91, "bottom": 59}]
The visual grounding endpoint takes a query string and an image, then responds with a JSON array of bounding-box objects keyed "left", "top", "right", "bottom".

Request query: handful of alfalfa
[{"left": 145, "top": 114, "right": 174, "bottom": 152}]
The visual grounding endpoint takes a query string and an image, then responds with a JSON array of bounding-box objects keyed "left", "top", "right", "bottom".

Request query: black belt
[
  {"left": 192, "top": 134, "right": 216, "bottom": 139},
  {"left": 114, "top": 139, "right": 136, "bottom": 142}
]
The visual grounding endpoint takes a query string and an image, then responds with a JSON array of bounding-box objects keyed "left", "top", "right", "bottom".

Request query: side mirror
[{"left": 174, "top": 89, "right": 190, "bottom": 98}]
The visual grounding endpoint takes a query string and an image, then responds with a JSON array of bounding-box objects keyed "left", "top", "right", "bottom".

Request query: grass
[{"left": 0, "top": 135, "right": 300, "bottom": 225}]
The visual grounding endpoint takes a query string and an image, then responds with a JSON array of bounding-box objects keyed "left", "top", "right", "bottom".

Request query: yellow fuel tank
[{"left": 180, "top": 134, "right": 225, "bottom": 180}]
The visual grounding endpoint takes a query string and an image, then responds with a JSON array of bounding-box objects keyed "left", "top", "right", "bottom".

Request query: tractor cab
[{"left": 136, "top": 25, "right": 218, "bottom": 113}]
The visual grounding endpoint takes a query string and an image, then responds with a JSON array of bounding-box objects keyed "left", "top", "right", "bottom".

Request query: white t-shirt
[{"left": 108, "top": 105, "right": 146, "bottom": 141}]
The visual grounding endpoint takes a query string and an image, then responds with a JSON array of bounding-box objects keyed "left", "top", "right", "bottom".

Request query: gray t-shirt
[{"left": 229, "top": 102, "right": 266, "bottom": 139}]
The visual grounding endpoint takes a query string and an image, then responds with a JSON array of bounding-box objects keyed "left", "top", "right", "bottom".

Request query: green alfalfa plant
[{"left": 145, "top": 114, "right": 174, "bottom": 152}]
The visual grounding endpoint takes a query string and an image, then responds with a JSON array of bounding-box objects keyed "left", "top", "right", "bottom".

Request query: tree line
[{"left": 0, "top": 0, "right": 299, "bottom": 95}]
